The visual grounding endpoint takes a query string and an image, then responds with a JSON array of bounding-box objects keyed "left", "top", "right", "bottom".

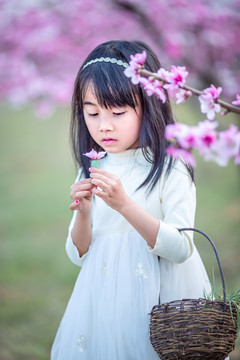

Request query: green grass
[{"left": 0, "top": 103, "right": 239, "bottom": 359}]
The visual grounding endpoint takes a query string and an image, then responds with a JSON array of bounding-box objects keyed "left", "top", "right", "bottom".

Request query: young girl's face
[{"left": 83, "top": 83, "right": 142, "bottom": 153}]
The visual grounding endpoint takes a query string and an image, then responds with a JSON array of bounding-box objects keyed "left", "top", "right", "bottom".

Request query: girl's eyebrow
[{"left": 83, "top": 101, "right": 98, "bottom": 106}]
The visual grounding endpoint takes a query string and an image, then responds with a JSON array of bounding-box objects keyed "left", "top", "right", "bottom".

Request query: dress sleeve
[
  {"left": 147, "top": 160, "right": 196, "bottom": 263},
  {"left": 65, "top": 169, "right": 91, "bottom": 267}
]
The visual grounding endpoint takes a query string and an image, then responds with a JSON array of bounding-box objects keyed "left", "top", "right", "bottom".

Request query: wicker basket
[{"left": 149, "top": 228, "right": 238, "bottom": 360}]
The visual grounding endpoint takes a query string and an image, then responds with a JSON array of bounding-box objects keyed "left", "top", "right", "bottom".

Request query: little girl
[{"left": 51, "top": 40, "right": 211, "bottom": 359}]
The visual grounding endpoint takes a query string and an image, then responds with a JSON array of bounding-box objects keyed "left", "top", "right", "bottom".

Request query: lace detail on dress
[
  {"left": 135, "top": 263, "right": 148, "bottom": 279},
  {"left": 77, "top": 335, "right": 87, "bottom": 352},
  {"left": 102, "top": 261, "right": 110, "bottom": 276}
]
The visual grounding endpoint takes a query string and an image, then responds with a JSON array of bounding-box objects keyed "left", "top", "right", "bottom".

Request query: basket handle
[{"left": 178, "top": 227, "right": 226, "bottom": 304}]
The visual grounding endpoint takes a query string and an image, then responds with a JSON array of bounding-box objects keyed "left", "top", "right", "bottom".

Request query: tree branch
[{"left": 139, "top": 69, "right": 240, "bottom": 115}]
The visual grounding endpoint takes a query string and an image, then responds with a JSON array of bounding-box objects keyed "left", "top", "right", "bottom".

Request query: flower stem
[{"left": 92, "top": 160, "right": 98, "bottom": 168}]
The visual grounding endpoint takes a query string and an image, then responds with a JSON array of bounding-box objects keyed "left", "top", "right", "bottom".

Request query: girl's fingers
[
  {"left": 73, "top": 190, "right": 93, "bottom": 201},
  {"left": 89, "top": 173, "right": 113, "bottom": 186},
  {"left": 71, "top": 183, "right": 93, "bottom": 200},
  {"left": 74, "top": 183, "right": 93, "bottom": 193},
  {"left": 91, "top": 179, "right": 109, "bottom": 192},
  {"left": 91, "top": 177, "right": 121, "bottom": 195},
  {"left": 69, "top": 200, "right": 80, "bottom": 210},
  {"left": 90, "top": 170, "right": 120, "bottom": 193},
  {"left": 89, "top": 167, "right": 116, "bottom": 180},
  {"left": 92, "top": 187, "right": 105, "bottom": 198},
  {"left": 69, "top": 191, "right": 93, "bottom": 210},
  {"left": 71, "top": 178, "right": 92, "bottom": 191}
]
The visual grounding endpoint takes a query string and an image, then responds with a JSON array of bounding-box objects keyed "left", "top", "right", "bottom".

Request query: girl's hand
[
  {"left": 89, "top": 167, "right": 130, "bottom": 212},
  {"left": 69, "top": 178, "right": 93, "bottom": 213}
]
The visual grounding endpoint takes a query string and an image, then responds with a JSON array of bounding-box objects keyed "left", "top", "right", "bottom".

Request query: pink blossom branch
[
  {"left": 139, "top": 69, "right": 240, "bottom": 115},
  {"left": 124, "top": 52, "right": 240, "bottom": 167}
]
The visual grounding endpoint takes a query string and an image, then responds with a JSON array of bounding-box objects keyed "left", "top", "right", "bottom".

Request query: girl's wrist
[
  {"left": 117, "top": 196, "right": 133, "bottom": 216},
  {"left": 77, "top": 207, "right": 92, "bottom": 217}
]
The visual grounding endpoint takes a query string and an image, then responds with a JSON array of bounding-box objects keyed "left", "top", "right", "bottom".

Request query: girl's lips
[{"left": 102, "top": 139, "right": 117, "bottom": 145}]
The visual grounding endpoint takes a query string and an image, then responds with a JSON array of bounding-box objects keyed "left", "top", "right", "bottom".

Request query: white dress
[{"left": 51, "top": 148, "right": 211, "bottom": 360}]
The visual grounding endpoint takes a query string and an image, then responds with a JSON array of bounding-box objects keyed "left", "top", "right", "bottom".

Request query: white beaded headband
[{"left": 82, "top": 57, "right": 129, "bottom": 70}]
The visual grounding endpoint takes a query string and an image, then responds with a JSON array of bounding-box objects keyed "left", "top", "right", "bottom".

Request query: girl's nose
[{"left": 99, "top": 116, "right": 114, "bottom": 132}]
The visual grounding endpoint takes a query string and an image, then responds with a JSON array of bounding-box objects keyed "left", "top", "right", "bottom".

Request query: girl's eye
[
  {"left": 88, "top": 113, "right": 98, "bottom": 117},
  {"left": 113, "top": 111, "right": 126, "bottom": 116}
]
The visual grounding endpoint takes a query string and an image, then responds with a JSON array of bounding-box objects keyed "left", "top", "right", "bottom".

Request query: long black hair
[{"left": 70, "top": 40, "right": 192, "bottom": 192}]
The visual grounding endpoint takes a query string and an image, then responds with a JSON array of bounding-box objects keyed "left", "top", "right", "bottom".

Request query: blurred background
[{"left": 0, "top": 0, "right": 239, "bottom": 359}]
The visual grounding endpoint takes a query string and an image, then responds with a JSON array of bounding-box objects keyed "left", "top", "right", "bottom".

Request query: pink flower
[
  {"left": 140, "top": 77, "right": 166, "bottom": 103},
  {"left": 166, "top": 145, "right": 196, "bottom": 168},
  {"left": 83, "top": 149, "right": 106, "bottom": 160},
  {"left": 175, "top": 89, "right": 192, "bottom": 104},
  {"left": 156, "top": 68, "right": 170, "bottom": 81},
  {"left": 139, "top": 77, "right": 155, "bottom": 96},
  {"left": 200, "top": 124, "right": 240, "bottom": 166},
  {"left": 129, "top": 51, "right": 147, "bottom": 66},
  {"left": 178, "top": 130, "right": 198, "bottom": 149},
  {"left": 154, "top": 83, "right": 167, "bottom": 103},
  {"left": 197, "top": 120, "right": 218, "bottom": 148},
  {"left": 232, "top": 94, "right": 240, "bottom": 106},
  {"left": 164, "top": 66, "right": 189, "bottom": 91},
  {"left": 165, "top": 122, "right": 199, "bottom": 149},
  {"left": 203, "top": 84, "right": 222, "bottom": 100},
  {"left": 199, "top": 85, "right": 222, "bottom": 120},
  {"left": 198, "top": 85, "right": 222, "bottom": 120},
  {"left": 165, "top": 120, "right": 240, "bottom": 167},
  {"left": 124, "top": 51, "right": 147, "bottom": 85},
  {"left": 217, "top": 125, "right": 240, "bottom": 159},
  {"left": 199, "top": 93, "right": 221, "bottom": 120},
  {"left": 124, "top": 65, "right": 142, "bottom": 85},
  {"left": 165, "top": 123, "right": 183, "bottom": 140}
]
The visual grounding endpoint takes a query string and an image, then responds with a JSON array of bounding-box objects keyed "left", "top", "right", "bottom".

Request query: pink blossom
[
  {"left": 203, "top": 84, "right": 222, "bottom": 100},
  {"left": 140, "top": 77, "right": 166, "bottom": 103},
  {"left": 156, "top": 68, "right": 170, "bottom": 81},
  {"left": 232, "top": 94, "right": 240, "bottom": 106},
  {"left": 164, "top": 66, "right": 189, "bottom": 91},
  {"left": 165, "top": 123, "right": 183, "bottom": 141},
  {"left": 197, "top": 120, "right": 218, "bottom": 148},
  {"left": 83, "top": 149, "right": 106, "bottom": 160},
  {"left": 175, "top": 89, "right": 192, "bottom": 104},
  {"left": 129, "top": 51, "right": 147, "bottom": 66},
  {"left": 214, "top": 125, "right": 240, "bottom": 164},
  {"left": 164, "top": 121, "right": 240, "bottom": 167},
  {"left": 179, "top": 130, "right": 199, "bottom": 149},
  {"left": 199, "top": 93, "right": 221, "bottom": 120},
  {"left": 124, "top": 51, "right": 147, "bottom": 85},
  {"left": 166, "top": 121, "right": 240, "bottom": 167},
  {"left": 154, "top": 84, "right": 167, "bottom": 103},
  {"left": 165, "top": 122, "right": 200, "bottom": 149},
  {"left": 166, "top": 145, "right": 196, "bottom": 168},
  {"left": 219, "top": 124, "right": 239, "bottom": 146},
  {"left": 139, "top": 77, "right": 156, "bottom": 96},
  {"left": 124, "top": 65, "right": 142, "bottom": 85},
  {"left": 199, "top": 85, "right": 222, "bottom": 120}
]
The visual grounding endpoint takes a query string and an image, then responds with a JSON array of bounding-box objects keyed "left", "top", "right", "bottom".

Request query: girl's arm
[
  {"left": 151, "top": 160, "right": 196, "bottom": 263},
  {"left": 71, "top": 210, "right": 92, "bottom": 257},
  {"left": 65, "top": 173, "right": 93, "bottom": 266},
  {"left": 118, "top": 199, "right": 160, "bottom": 248}
]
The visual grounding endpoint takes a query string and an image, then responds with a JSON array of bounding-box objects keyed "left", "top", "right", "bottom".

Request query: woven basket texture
[{"left": 150, "top": 298, "right": 238, "bottom": 360}]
